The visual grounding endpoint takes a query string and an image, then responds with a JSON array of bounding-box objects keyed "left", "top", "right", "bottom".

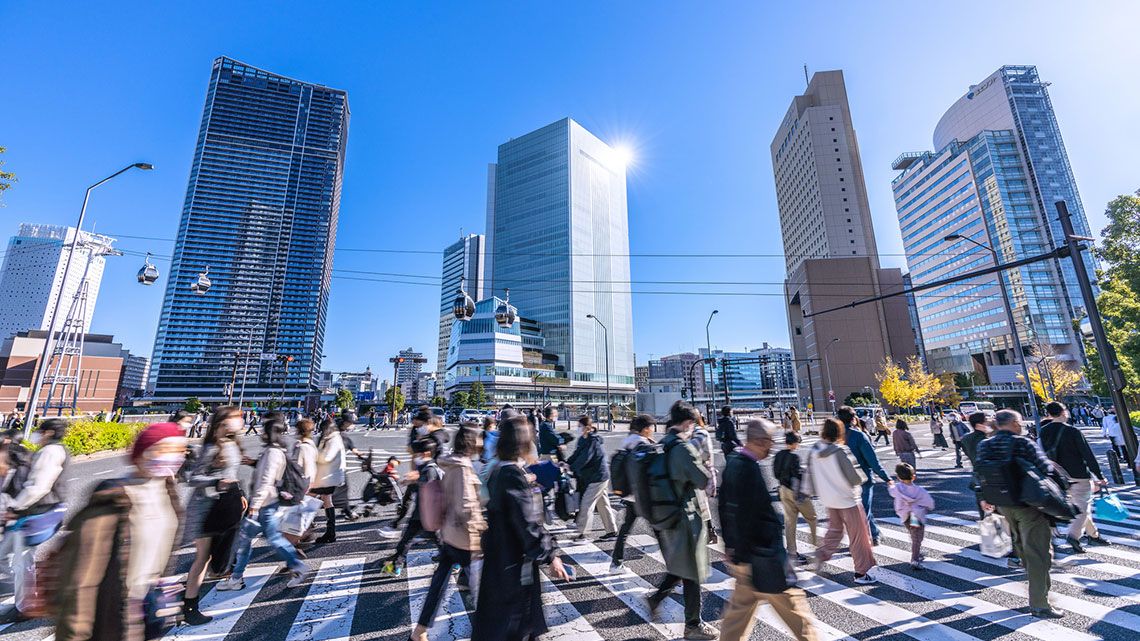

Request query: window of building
[{"left": 831, "top": 128, "right": 835, "bottom": 131}]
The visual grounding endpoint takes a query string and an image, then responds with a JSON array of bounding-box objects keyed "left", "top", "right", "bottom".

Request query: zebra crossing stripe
[
  {"left": 623, "top": 534, "right": 853, "bottom": 641},
  {"left": 403, "top": 549, "right": 472, "bottom": 641},
  {"left": 927, "top": 513, "right": 1140, "bottom": 567},
  {"left": 285, "top": 557, "right": 366, "bottom": 641},
  {"left": 161, "top": 563, "right": 278, "bottom": 640},
  {"left": 538, "top": 573, "right": 606, "bottom": 641}
]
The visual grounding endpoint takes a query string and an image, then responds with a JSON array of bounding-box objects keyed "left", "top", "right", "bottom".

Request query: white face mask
[{"left": 143, "top": 453, "right": 185, "bottom": 478}]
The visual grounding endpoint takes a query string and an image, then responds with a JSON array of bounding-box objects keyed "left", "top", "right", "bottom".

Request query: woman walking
[
  {"left": 181, "top": 406, "right": 244, "bottom": 626},
  {"left": 930, "top": 415, "right": 949, "bottom": 450},
  {"left": 411, "top": 424, "right": 487, "bottom": 641},
  {"left": 873, "top": 412, "right": 891, "bottom": 446},
  {"left": 892, "top": 418, "right": 920, "bottom": 469},
  {"left": 568, "top": 416, "right": 617, "bottom": 542},
  {"left": 472, "top": 415, "right": 570, "bottom": 641},
  {"left": 312, "top": 415, "right": 347, "bottom": 544}
]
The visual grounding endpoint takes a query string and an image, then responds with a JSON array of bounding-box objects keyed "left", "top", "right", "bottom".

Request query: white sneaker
[
  {"left": 286, "top": 565, "right": 311, "bottom": 588},
  {"left": 853, "top": 570, "right": 878, "bottom": 584},
  {"left": 216, "top": 576, "right": 245, "bottom": 591},
  {"left": 378, "top": 526, "right": 401, "bottom": 539}
]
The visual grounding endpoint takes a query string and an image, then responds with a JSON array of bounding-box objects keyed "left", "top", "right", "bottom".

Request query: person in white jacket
[
  {"left": 803, "top": 418, "right": 881, "bottom": 584},
  {"left": 218, "top": 415, "right": 310, "bottom": 591},
  {"left": 1101, "top": 409, "right": 1125, "bottom": 459},
  {"left": 311, "top": 415, "right": 348, "bottom": 544}
]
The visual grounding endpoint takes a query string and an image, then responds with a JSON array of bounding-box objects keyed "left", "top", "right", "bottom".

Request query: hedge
[{"left": 61, "top": 421, "right": 145, "bottom": 456}]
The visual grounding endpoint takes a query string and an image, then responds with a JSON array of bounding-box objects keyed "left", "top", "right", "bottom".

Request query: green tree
[
  {"left": 183, "top": 396, "right": 203, "bottom": 413},
  {"left": 335, "top": 388, "right": 356, "bottom": 411},
  {"left": 469, "top": 381, "right": 487, "bottom": 408},
  {"left": 385, "top": 386, "right": 406, "bottom": 417},
  {"left": 1084, "top": 191, "right": 1140, "bottom": 404},
  {"left": 0, "top": 146, "right": 16, "bottom": 205},
  {"left": 843, "top": 392, "right": 874, "bottom": 407},
  {"left": 429, "top": 395, "right": 446, "bottom": 407},
  {"left": 451, "top": 391, "right": 470, "bottom": 408}
]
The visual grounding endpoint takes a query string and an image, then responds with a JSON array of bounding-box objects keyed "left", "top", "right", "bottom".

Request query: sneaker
[
  {"left": 609, "top": 560, "right": 624, "bottom": 573},
  {"left": 571, "top": 533, "right": 588, "bottom": 543},
  {"left": 645, "top": 592, "right": 664, "bottom": 621},
  {"left": 216, "top": 576, "right": 245, "bottom": 591},
  {"left": 378, "top": 526, "right": 401, "bottom": 539},
  {"left": 597, "top": 531, "right": 618, "bottom": 541},
  {"left": 910, "top": 561, "right": 925, "bottom": 571},
  {"left": 1030, "top": 607, "right": 1065, "bottom": 619},
  {"left": 708, "top": 529, "right": 719, "bottom": 545},
  {"left": 287, "top": 566, "right": 312, "bottom": 588},
  {"left": 1007, "top": 557, "right": 1022, "bottom": 569},
  {"left": 794, "top": 553, "right": 809, "bottom": 565},
  {"left": 381, "top": 560, "right": 404, "bottom": 577},
  {"left": 683, "top": 622, "right": 718, "bottom": 640},
  {"left": 1085, "top": 536, "right": 1112, "bottom": 547},
  {"left": 871, "top": 537, "right": 881, "bottom": 546},
  {"left": 1066, "top": 536, "right": 1086, "bottom": 554},
  {"left": 853, "top": 571, "right": 878, "bottom": 584}
]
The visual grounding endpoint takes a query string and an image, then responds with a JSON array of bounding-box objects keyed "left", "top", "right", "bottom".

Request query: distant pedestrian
[
  {"left": 772, "top": 431, "right": 817, "bottom": 564},
  {"left": 948, "top": 412, "right": 969, "bottom": 468},
  {"left": 1091, "top": 405, "right": 1105, "bottom": 427},
  {"left": 888, "top": 463, "right": 934, "bottom": 570},
  {"left": 715, "top": 406, "right": 741, "bottom": 456},
  {"left": 929, "top": 415, "right": 949, "bottom": 450},
  {"left": 1101, "top": 408, "right": 1126, "bottom": 459},
  {"left": 892, "top": 419, "right": 920, "bottom": 469},
  {"left": 311, "top": 414, "right": 349, "bottom": 544},
  {"left": 788, "top": 406, "right": 802, "bottom": 435},
  {"left": 873, "top": 413, "right": 890, "bottom": 446},
  {"left": 567, "top": 415, "right": 617, "bottom": 542}
]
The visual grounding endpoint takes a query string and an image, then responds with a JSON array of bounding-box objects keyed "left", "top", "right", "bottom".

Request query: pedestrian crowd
[{"left": 0, "top": 396, "right": 1134, "bottom": 639}]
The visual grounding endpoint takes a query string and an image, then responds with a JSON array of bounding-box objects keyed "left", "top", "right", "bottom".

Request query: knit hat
[{"left": 131, "top": 422, "right": 185, "bottom": 462}]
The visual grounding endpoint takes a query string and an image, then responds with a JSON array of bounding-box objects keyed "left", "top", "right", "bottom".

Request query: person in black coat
[
  {"left": 567, "top": 416, "right": 616, "bottom": 541},
  {"left": 473, "top": 415, "right": 571, "bottom": 641}
]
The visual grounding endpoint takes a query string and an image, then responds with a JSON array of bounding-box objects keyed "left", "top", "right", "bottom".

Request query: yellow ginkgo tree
[{"left": 876, "top": 356, "right": 942, "bottom": 411}]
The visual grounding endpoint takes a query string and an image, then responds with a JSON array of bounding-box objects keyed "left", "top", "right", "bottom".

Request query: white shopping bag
[
  {"left": 979, "top": 513, "right": 1013, "bottom": 558},
  {"left": 278, "top": 496, "right": 323, "bottom": 536}
]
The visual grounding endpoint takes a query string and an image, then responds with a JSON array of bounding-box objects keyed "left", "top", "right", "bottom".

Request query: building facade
[
  {"left": 396, "top": 347, "right": 425, "bottom": 396},
  {"left": 0, "top": 331, "right": 124, "bottom": 414},
  {"left": 891, "top": 66, "right": 1094, "bottom": 381},
  {"left": 486, "top": 118, "right": 635, "bottom": 406},
  {"left": 149, "top": 57, "right": 349, "bottom": 404},
  {"left": 647, "top": 352, "right": 707, "bottom": 399},
  {"left": 772, "top": 71, "right": 916, "bottom": 409},
  {"left": 437, "top": 234, "right": 486, "bottom": 381},
  {"left": 634, "top": 365, "right": 649, "bottom": 392},
  {"left": 697, "top": 345, "right": 798, "bottom": 410},
  {"left": 117, "top": 353, "right": 150, "bottom": 403},
  {"left": 0, "top": 224, "right": 116, "bottom": 341}
]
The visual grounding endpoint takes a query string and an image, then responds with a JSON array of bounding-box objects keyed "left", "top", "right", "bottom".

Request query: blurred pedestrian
[
  {"left": 836, "top": 406, "right": 889, "bottom": 546},
  {"left": 568, "top": 416, "right": 616, "bottom": 542},
  {"left": 311, "top": 415, "right": 348, "bottom": 544},
  {"left": 929, "top": 414, "right": 949, "bottom": 450},
  {"left": 716, "top": 406, "right": 741, "bottom": 456},
  {"left": 610, "top": 414, "right": 655, "bottom": 572},
  {"left": 1101, "top": 408, "right": 1125, "bottom": 459},
  {"left": 873, "top": 412, "right": 890, "bottom": 446},
  {"left": 1038, "top": 401, "right": 1109, "bottom": 553},
  {"left": 689, "top": 412, "right": 719, "bottom": 544},
  {"left": 772, "top": 431, "right": 817, "bottom": 564},
  {"left": 888, "top": 463, "right": 934, "bottom": 570}
]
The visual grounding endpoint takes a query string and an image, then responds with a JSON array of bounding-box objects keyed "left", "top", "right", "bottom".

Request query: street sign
[{"left": 828, "top": 390, "right": 835, "bottom": 402}]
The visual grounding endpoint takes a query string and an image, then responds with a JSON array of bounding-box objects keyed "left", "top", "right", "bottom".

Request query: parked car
[
  {"left": 459, "top": 409, "right": 487, "bottom": 423},
  {"left": 957, "top": 401, "right": 996, "bottom": 422}
]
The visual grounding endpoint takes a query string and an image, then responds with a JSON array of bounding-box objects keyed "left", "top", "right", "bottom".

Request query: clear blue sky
[{"left": 3, "top": 2, "right": 1138, "bottom": 375}]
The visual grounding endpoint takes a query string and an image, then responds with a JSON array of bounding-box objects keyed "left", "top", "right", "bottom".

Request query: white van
[{"left": 958, "top": 401, "right": 996, "bottom": 421}]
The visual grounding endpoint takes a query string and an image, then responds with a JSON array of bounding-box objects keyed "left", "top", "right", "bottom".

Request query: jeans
[
  {"left": 651, "top": 574, "right": 701, "bottom": 627},
  {"left": 612, "top": 503, "right": 639, "bottom": 564},
  {"left": 952, "top": 442, "right": 964, "bottom": 467},
  {"left": 860, "top": 481, "right": 879, "bottom": 540},
  {"left": 231, "top": 503, "right": 305, "bottom": 579},
  {"left": 393, "top": 515, "right": 429, "bottom": 562},
  {"left": 418, "top": 543, "right": 473, "bottom": 628}
]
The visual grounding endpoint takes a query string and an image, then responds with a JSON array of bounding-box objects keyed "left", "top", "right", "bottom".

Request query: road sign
[{"left": 828, "top": 390, "right": 835, "bottom": 402}]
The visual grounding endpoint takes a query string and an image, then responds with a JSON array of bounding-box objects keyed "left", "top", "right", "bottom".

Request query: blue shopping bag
[{"left": 1093, "top": 491, "right": 1131, "bottom": 523}]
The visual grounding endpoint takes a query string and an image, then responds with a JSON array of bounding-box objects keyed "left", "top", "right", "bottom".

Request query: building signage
[{"left": 966, "top": 75, "right": 998, "bottom": 100}]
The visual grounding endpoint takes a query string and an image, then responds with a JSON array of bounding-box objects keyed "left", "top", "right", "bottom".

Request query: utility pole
[{"left": 1056, "top": 200, "right": 1138, "bottom": 475}]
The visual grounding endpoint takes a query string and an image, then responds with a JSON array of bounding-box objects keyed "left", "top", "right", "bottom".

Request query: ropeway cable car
[{"left": 137, "top": 252, "right": 160, "bottom": 285}]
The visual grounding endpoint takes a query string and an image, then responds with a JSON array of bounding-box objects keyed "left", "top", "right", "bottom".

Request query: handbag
[
  {"left": 750, "top": 543, "right": 796, "bottom": 594},
  {"left": 1016, "top": 459, "right": 1077, "bottom": 522},
  {"left": 978, "top": 513, "right": 1013, "bottom": 558},
  {"left": 202, "top": 487, "right": 247, "bottom": 536},
  {"left": 17, "top": 505, "right": 67, "bottom": 546},
  {"left": 279, "top": 496, "right": 323, "bottom": 536},
  {"left": 1093, "top": 490, "right": 1131, "bottom": 523}
]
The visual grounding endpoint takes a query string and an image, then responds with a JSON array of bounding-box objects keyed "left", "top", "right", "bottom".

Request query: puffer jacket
[
  {"left": 314, "top": 431, "right": 346, "bottom": 488},
  {"left": 439, "top": 454, "right": 487, "bottom": 552}
]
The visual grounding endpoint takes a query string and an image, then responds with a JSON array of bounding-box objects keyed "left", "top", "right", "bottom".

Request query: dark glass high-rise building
[{"left": 149, "top": 57, "right": 349, "bottom": 402}]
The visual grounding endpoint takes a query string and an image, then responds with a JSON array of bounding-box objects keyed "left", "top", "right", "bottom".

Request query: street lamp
[
  {"left": 824, "top": 337, "right": 840, "bottom": 413},
  {"left": 24, "top": 162, "right": 153, "bottom": 434},
  {"left": 706, "top": 310, "right": 719, "bottom": 417},
  {"left": 944, "top": 233, "right": 1040, "bottom": 423},
  {"left": 586, "top": 314, "right": 612, "bottom": 430}
]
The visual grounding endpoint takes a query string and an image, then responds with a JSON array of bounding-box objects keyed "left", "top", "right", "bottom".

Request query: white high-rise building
[
  {"left": 0, "top": 223, "right": 116, "bottom": 341},
  {"left": 437, "top": 234, "right": 485, "bottom": 380}
]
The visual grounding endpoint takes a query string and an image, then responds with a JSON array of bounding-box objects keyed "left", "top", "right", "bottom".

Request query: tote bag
[{"left": 978, "top": 513, "right": 1013, "bottom": 558}]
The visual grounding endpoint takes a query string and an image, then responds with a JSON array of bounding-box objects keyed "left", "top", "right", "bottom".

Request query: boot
[
  {"left": 315, "top": 507, "right": 337, "bottom": 544},
  {"left": 182, "top": 596, "right": 214, "bottom": 626}
]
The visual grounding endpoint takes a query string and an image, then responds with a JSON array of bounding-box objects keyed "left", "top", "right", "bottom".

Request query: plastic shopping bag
[
  {"left": 979, "top": 513, "right": 1013, "bottom": 558},
  {"left": 279, "top": 496, "right": 323, "bottom": 536},
  {"left": 1093, "top": 491, "right": 1131, "bottom": 523}
]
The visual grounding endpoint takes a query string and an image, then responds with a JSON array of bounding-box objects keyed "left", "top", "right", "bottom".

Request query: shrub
[
  {"left": 61, "top": 420, "right": 145, "bottom": 456},
  {"left": 1131, "top": 411, "right": 1140, "bottom": 430}
]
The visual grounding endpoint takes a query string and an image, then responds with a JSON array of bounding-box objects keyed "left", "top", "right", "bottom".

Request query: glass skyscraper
[
  {"left": 149, "top": 57, "right": 349, "bottom": 402},
  {"left": 437, "top": 234, "right": 485, "bottom": 381},
  {"left": 892, "top": 65, "right": 1092, "bottom": 379},
  {"left": 487, "top": 118, "right": 634, "bottom": 403}
]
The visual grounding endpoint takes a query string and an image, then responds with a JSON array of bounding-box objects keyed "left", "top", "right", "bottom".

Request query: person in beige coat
[{"left": 411, "top": 424, "right": 487, "bottom": 641}]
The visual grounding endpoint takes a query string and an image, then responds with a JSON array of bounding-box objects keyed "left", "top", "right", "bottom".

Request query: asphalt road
[{"left": 3, "top": 420, "right": 1140, "bottom": 640}]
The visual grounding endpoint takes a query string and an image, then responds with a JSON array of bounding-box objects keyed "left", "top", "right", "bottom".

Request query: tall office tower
[
  {"left": 891, "top": 65, "right": 1094, "bottom": 382},
  {"left": 436, "top": 233, "right": 486, "bottom": 380},
  {"left": 396, "top": 347, "right": 424, "bottom": 396},
  {"left": 149, "top": 57, "right": 349, "bottom": 402},
  {"left": 488, "top": 118, "right": 635, "bottom": 405},
  {"left": 773, "top": 71, "right": 916, "bottom": 408},
  {"left": 0, "top": 224, "right": 116, "bottom": 341}
]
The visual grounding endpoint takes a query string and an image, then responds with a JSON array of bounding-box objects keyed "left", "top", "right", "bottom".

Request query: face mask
[
  {"left": 31, "top": 432, "right": 44, "bottom": 446},
  {"left": 143, "top": 453, "right": 185, "bottom": 478}
]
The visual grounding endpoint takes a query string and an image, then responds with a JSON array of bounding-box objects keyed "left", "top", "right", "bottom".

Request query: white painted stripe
[
  {"left": 162, "top": 563, "right": 278, "bottom": 640},
  {"left": 927, "top": 513, "right": 1140, "bottom": 566},
  {"left": 285, "top": 557, "right": 365, "bottom": 641},
  {"left": 539, "top": 573, "right": 605, "bottom": 641},
  {"left": 624, "top": 534, "right": 852, "bottom": 641},
  {"left": 405, "top": 549, "right": 472, "bottom": 641}
]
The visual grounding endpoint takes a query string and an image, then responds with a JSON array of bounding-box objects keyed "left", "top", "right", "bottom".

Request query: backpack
[
  {"left": 276, "top": 447, "right": 309, "bottom": 506},
  {"left": 630, "top": 441, "right": 684, "bottom": 530},
  {"left": 950, "top": 421, "right": 970, "bottom": 442},
  {"left": 418, "top": 463, "right": 445, "bottom": 532},
  {"left": 609, "top": 448, "right": 632, "bottom": 496},
  {"left": 974, "top": 444, "right": 1022, "bottom": 507}
]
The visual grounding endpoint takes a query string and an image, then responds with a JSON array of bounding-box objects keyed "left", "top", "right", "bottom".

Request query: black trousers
[
  {"left": 393, "top": 516, "right": 425, "bottom": 562},
  {"left": 652, "top": 574, "right": 701, "bottom": 627},
  {"left": 611, "top": 504, "right": 639, "bottom": 564},
  {"left": 874, "top": 432, "right": 890, "bottom": 445},
  {"left": 418, "top": 543, "right": 472, "bottom": 628},
  {"left": 393, "top": 484, "right": 417, "bottom": 527},
  {"left": 953, "top": 442, "right": 964, "bottom": 466}
]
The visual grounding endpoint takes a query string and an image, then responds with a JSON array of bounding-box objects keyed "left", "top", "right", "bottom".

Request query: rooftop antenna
[{"left": 803, "top": 64, "right": 810, "bottom": 87}]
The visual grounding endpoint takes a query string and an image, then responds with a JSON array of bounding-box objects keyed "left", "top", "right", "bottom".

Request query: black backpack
[
  {"left": 974, "top": 444, "right": 1022, "bottom": 507},
  {"left": 276, "top": 447, "right": 309, "bottom": 505},
  {"left": 610, "top": 448, "right": 632, "bottom": 496},
  {"left": 630, "top": 441, "right": 684, "bottom": 530}
]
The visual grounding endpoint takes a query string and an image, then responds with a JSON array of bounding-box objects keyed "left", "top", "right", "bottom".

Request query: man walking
[
  {"left": 715, "top": 406, "right": 741, "bottom": 456},
  {"left": 1038, "top": 401, "right": 1110, "bottom": 553},
  {"left": 610, "top": 414, "right": 655, "bottom": 572},
  {"left": 718, "top": 419, "right": 819, "bottom": 641},
  {"left": 947, "top": 412, "right": 969, "bottom": 468},
  {"left": 772, "top": 431, "right": 817, "bottom": 564},
  {"left": 975, "top": 410, "right": 1066, "bottom": 619},
  {"left": 836, "top": 406, "right": 890, "bottom": 545}
]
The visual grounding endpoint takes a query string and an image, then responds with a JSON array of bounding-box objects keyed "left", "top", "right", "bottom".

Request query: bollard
[{"left": 1107, "top": 449, "right": 1125, "bottom": 485}]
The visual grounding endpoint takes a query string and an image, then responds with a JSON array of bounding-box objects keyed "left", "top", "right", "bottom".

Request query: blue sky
[{"left": 3, "top": 2, "right": 1139, "bottom": 374}]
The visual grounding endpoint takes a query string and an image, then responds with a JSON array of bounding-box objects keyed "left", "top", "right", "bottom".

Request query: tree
[
  {"left": 1018, "top": 357, "right": 1084, "bottom": 402},
  {"left": 932, "top": 372, "right": 962, "bottom": 408},
  {"left": 1085, "top": 190, "right": 1140, "bottom": 404},
  {"left": 0, "top": 146, "right": 16, "bottom": 205},
  {"left": 875, "top": 357, "right": 927, "bottom": 410},
  {"left": 906, "top": 356, "right": 942, "bottom": 407},
  {"left": 183, "top": 396, "right": 203, "bottom": 413},
  {"left": 334, "top": 388, "right": 356, "bottom": 411},
  {"left": 451, "top": 391, "right": 470, "bottom": 408},
  {"left": 429, "top": 395, "right": 446, "bottom": 407},
  {"left": 843, "top": 392, "right": 874, "bottom": 407},
  {"left": 469, "top": 381, "right": 487, "bottom": 408},
  {"left": 385, "top": 386, "right": 406, "bottom": 417}
]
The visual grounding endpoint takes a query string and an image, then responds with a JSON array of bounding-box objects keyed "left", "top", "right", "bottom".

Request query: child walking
[{"left": 887, "top": 463, "right": 934, "bottom": 570}]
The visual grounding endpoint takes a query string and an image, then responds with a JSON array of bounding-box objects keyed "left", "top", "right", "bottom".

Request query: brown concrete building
[
  {"left": 772, "top": 71, "right": 917, "bottom": 410},
  {"left": 0, "top": 330, "right": 124, "bottom": 414}
]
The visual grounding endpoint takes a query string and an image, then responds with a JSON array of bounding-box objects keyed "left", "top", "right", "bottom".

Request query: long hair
[
  {"left": 497, "top": 415, "right": 534, "bottom": 462},
  {"left": 262, "top": 412, "right": 289, "bottom": 448},
  {"left": 203, "top": 406, "right": 242, "bottom": 451}
]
